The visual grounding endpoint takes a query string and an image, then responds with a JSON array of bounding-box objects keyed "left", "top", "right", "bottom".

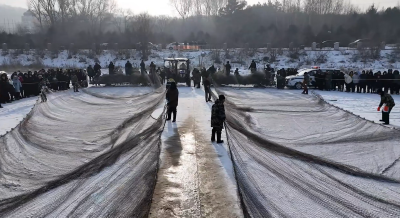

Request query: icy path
[
  {"left": 0, "top": 97, "right": 38, "bottom": 136},
  {"left": 315, "top": 90, "right": 400, "bottom": 127},
  {"left": 149, "top": 87, "right": 243, "bottom": 218}
]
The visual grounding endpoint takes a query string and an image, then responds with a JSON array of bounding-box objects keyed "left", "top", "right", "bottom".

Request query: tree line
[{"left": 1, "top": 0, "right": 400, "bottom": 51}]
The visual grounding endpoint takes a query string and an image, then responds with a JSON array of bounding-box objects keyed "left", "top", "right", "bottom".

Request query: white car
[
  {"left": 285, "top": 68, "right": 339, "bottom": 89},
  {"left": 167, "top": 42, "right": 184, "bottom": 50}
]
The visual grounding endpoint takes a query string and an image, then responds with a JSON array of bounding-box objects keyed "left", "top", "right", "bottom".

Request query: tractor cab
[{"left": 164, "top": 58, "right": 191, "bottom": 87}]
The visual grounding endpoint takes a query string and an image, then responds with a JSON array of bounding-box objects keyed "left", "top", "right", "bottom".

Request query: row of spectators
[
  {"left": 314, "top": 70, "right": 400, "bottom": 94},
  {"left": 0, "top": 69, "right": 89, "bottom": 107}
]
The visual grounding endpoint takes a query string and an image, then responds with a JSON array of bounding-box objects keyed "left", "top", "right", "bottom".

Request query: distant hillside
[{"left": 0, "top": 4, "right": 26, "bottom": 31}]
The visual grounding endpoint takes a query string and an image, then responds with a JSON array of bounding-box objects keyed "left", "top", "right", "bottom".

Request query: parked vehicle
[
  {"left": 167, "top": 42, "right": 183, "bottom": 50},
  {"left": 164, "top": 58, "right": 191, "bottom": 87},
  {"left": 285, "top": 67, "right": 340, "bottom": 89}
]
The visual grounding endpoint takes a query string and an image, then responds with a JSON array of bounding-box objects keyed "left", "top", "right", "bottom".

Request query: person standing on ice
[
  {"left": 125, "top": 61, "right": 133, "bottom": 76},
  {"left": 94, "top": 62, "right": 101, "bottom": 74},
  {"left": 249, "top": 60, "right": 257, "bottom": 73},
  {"left": 302, "top": 72, "right": 309, "bottom": 95},
  {"left": 108, "top": 62, "right": 115, "bottom": 75},
  {"left": 225, "top": 61, "right": 231, "bottom": 76},
  {"left": 211, "top": 95, "right": 226, "bottom": 143},
  {"left": 150, "top": 62, "right": 156, "bottom": 73},
  {"left": 12, "top": 76, "right": 22, "bottom": 100},
  {"left": 140, "top": 60, "right": 146, "bottom": 74},
  {"left": 71, "top": 73, "right": 79, "bottom": 92},
  {"left": 204, "top": 77, "right": 212, "bottom": 102},
  {"left": 166, "top": 82, "right": 179, "bottom": 122},
  {"left": 377, "top": 89, "right": 395, "bottom": 125},
  {"left": 344, "top": 72, "right": 352, "bottom": 92},
  {"left": 87, "top": 65, "right": 95, "bottom": 82}
]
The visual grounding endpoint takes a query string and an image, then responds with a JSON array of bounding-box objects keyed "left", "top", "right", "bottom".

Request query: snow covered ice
[
  {"left": 1, "top": 84, "right": 400, "bottom": 217},
  {"left": 315, "top": 90, "right": 400, "bottom": 127}
]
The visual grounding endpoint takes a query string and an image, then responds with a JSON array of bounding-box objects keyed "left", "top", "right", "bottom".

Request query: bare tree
[
  {"left": 203, "top": 0, "right": 227, "bottom": 16},
  {"left": 154, "top": 15, "right": 171, "bottom": 33},
  {"left": 134, "top": 13, "right": 153, "bottom": 59},
  {"left": 28, "top": 0, "right": 44, "bottom": 30},
  {"left": 192, "top": 0, "right": 203, "bottom": 15},
  {"left": 170, "top": 0, "right": 193, "bottom": 19},
  {"left": 114, "top": 8, "right": 133, "bottom": 33}
]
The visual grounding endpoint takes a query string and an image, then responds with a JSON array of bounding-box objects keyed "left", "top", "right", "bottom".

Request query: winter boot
[
  {"left": 383, "top": 111, "right": 390, "bottom": 125},
  {"left": 217, "top": 131, "right": 224, "bottom": 144},
  {"left": 172, "top": 111, "right": 176, "bottom": 122},
  {"left": 166, "top": 110, "right": 171, "bottom": 121},
  {"left": 211, "top": 128, "right": 216, "bottom": 142},
  {"left": 0, "top": 104, "right": 2, "bottom": 108}
]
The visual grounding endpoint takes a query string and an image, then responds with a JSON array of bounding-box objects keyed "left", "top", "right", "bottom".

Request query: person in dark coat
[
  {"left": 211, "top": 95, "right": 226, "bottom": 143},
  {"left": 338, "top": 72, "right": 345, "bottom": 92},
  {"left": 140, "top": 60, "right": 146, "bottom": 74},
  {"left": 208, "top": 65, "right": 216, "bottom": 75},
  {"left": 125, "top": 61, "right": 133, "bottom": 76},
  {"left": 94, "top": 62, "right": 101, "bottom": 74},
  {"left": 367, "top": 71, "right": 374, "bottom": 93},
  {"left": 393, "top": 70, "right": 400, "bottom": 95},
  {"left": 204, "top": 77, "right": 212, "bottom": 102},
  {"left": 249, "top": 60, "right": 257, "bottom": 72},
  {"left": 150, "top": 62, "right": 156, "bottom": 73},
  {"left": 160, "top": 68, "right": 166, "bottom": 84},
  {"left": 87, "top": 65, "right": 95, "bottom": 82},
  {"left": 166, "top": 82, "right": 179, "bottom": 122},
  {"left": 225, "top": 61, "right": 231, "bottom": 76},
  {"left": 302, "top": 72, "right": 310, "bottom": 94},
  {"left": 325, "top": 70, "right": 332, "bottom": 91},
  {"left": 377, "top": 89, "right": 396, "bottom": 125},
  {"left": 0, "top": 73, "right": 10, "bottom": 104},
  {"left": 359, "top": 71, "right": 367, "bottom": 93},
  {"left": 108, "top": 62, "right": 115, "bottom": 75},
  {"left": 192, "top": 68, "right": 201, "bottom": 88},
  {"left": 375, "top": 71, "right": 383, "bottom": 92},
  {"left": 387, "top": 69, "right": 394, "bottom": 94}
]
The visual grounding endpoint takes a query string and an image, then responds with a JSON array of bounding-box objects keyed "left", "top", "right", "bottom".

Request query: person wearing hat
[
  {"left": 377, "top": 89, "right": 395, "bottom": 125},
  {"left": 211, "top": 95, "right": 226, "bottom": 143}
]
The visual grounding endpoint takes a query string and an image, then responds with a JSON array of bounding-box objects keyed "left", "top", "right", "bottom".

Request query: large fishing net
[
  {"left": 214, "top": 88, "right": 400, "bottom": 217},
  {"left": 0, "top": 77, "right": 166, "bottom": 217}
]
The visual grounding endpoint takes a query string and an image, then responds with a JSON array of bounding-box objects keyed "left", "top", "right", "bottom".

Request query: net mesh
[
  {"left": 0, "top": 77, "right": 166, "bottom": 217},
  {"left": 213, "top": 87, "right": 400, "bottom": 217}
]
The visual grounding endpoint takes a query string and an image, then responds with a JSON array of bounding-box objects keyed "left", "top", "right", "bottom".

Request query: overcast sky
[{"left": 0, "top": 0, "right": 398, "bottom": 15}]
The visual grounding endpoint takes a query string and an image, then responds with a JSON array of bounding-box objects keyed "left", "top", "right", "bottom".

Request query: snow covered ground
[
  {"left": 315, "top": 90, "right": 400, "bottom": 127},
  {"left": 0, "top": 97, "right": 38, "bottom": 136}
]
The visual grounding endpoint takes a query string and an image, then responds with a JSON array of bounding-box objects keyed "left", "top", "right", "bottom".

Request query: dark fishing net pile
[
  {"left": 0, "top": 80, "right": 166, "bottom": 217},
  {"left": 215, "top": 88, "right": 400, "bottom": 217}
]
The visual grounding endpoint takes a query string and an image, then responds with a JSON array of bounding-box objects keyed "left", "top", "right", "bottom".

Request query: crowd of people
[
  {"left": 0, "top": 69, "right": 89, "bottom": 108},
  {"left": 310, "top": 70, "right": 400, "bottom": 94}
]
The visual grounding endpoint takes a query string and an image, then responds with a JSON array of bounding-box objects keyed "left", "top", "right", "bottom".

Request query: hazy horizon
[{"left": 0, "top": 0, "right": 398, "bottom": 16}]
